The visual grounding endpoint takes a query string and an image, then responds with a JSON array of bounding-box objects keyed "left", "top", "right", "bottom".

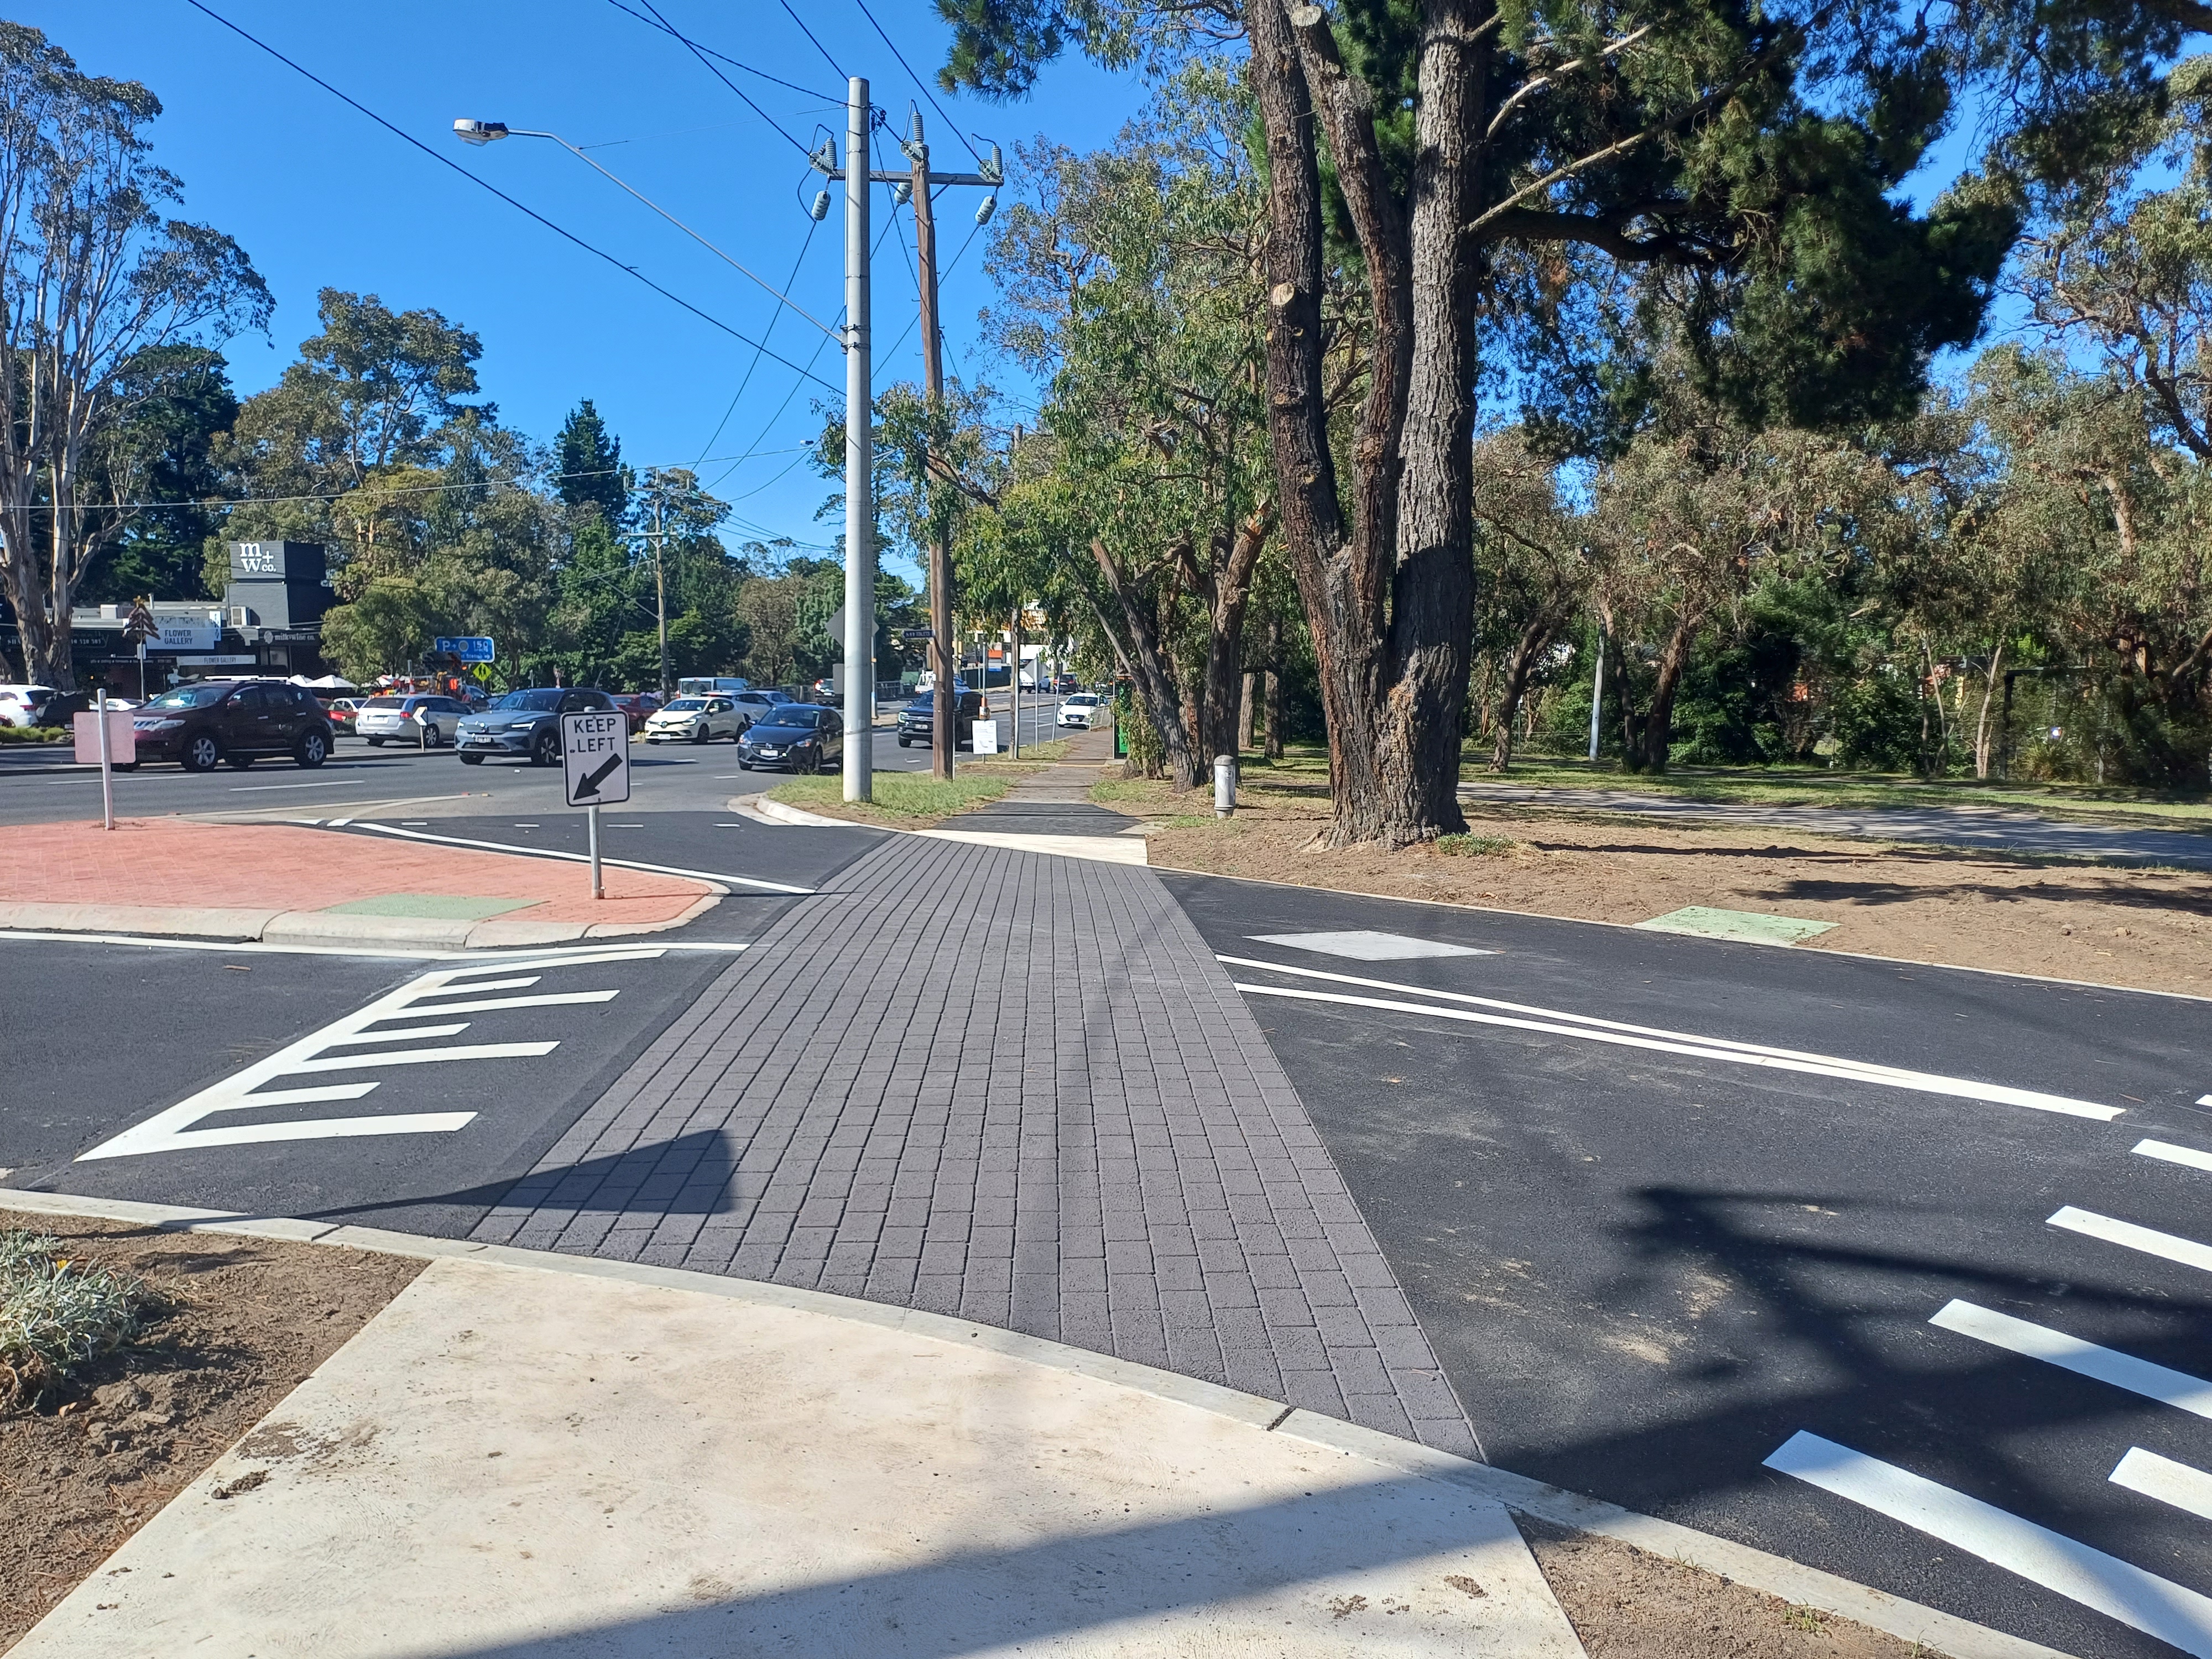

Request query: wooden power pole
[{"left": 910, "top": 116, "right": 956, "bottom": 779}]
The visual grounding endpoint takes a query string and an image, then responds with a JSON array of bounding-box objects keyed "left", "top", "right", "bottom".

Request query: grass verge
[
  {"left": 768, "top": 771, "right": 1024, "bottom": 827},
  {"left": 0, "top": 726, "right": 66, "bottom": 745}
]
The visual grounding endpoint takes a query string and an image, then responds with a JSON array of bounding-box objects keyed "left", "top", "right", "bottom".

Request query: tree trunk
[
  {"left": 1264, "top": 0, "right": 1479, "bottom": 847},
  {"left": 1973, "top": 639, "right": 2006, "bottom": 780},
  {"left": 1489, "top": 612, "right": 1557, "bottom": 772},
  {"left": 1630, "top": 618, "right": 1699, "bottom": 773},
  {"left": 1198, "top": 511, "right": 1269, "bottom": 770},
  {"left": 1264, "top": 617, "right": 1285, "bottom": 759},
  {"left": 1091, "top": 538, "right": 1199, "bottom": 789}
]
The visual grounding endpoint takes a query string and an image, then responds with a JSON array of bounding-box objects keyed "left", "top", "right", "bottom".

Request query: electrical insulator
[
  {"left": 810, "top": 189, "right": 832, "bottom": 221},
  {"left": 892, "top": 180, "right": 914, "bottom": 206},
  {"left": 975, "top": 194, "right": 997, "bottom": 226},
  {"left": 982, "top": 143, "right": 1004, "bottom": 185}
]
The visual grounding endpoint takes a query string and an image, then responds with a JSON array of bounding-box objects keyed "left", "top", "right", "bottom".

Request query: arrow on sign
[{"left": 574, "top": 754, "right": 623, "bottom": 799}]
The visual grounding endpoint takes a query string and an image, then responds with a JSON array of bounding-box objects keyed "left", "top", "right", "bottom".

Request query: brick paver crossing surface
[{"left": 472, "top": 835, "right": 1475, "bottom": 1454}]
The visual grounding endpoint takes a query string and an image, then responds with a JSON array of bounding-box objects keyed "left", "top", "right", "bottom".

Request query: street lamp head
[{"left": 453, "top": 119, "right": 510, "bottom": 146}]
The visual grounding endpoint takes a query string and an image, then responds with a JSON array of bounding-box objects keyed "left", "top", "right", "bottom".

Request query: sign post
[
  {"left": 96, "top": 690, "right": 114, "bottom": 831},
  {"left": 561, "top": 708, "right": 630, "bottom": 900}
]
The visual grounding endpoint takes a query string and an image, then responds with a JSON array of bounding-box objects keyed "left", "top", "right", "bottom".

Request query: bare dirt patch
[
  {"left": 1139, "top": 794, "right": 2212, "bottom": 997},
  {"left": 1519, "top": 1516, "right": 1936, "bottom": 1657},
  {"left": 0, "top": 1212, "right": 420, "bottom": 1651}
]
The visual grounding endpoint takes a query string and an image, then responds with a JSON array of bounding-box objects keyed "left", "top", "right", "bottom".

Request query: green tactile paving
[
  {"left": 320, "top": 893, "right": 541, "bottom": 920},
  {"left": 1634, "top": 905, "right": 1837, "bottom": 946}
]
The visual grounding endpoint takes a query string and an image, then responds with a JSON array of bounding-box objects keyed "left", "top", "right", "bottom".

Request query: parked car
[
  {"left": 809, "top": 677, "right": 839, "bottom": 704},
  {"left": 1057, "top": 692, "right": 1107, "bottom": 730},
  {"left": 129, "top": 679, "right": 334, "bottom": 771},
  {"left": 1051, "top": 674, "right": 1078, "bottom": 695},
  {"left": 896, "top": 688, "right": 982, "bottom": 748},
  {"left": 355, "top": 693, "right": 472, "bottom": 747},
  {"left": 727, "top": 689, "right": 794, "bottom": 732},
  {"left": 610, "top": 692, "right": 662, "bottom": 733},
  {"left": 453, "top": 686, "right": 618, "bottom": 765},
  {"left": 0, "top": 685, "right": 59, "bottom": 729},
  {"left": 322, "top": 697, "right": 362, "bottom": 734},
  {"left": 736, "top": 703, "right": 843, "bottom": 773},
  {"left": 644, "top": 695, "right": 743, "bottom": 744}
]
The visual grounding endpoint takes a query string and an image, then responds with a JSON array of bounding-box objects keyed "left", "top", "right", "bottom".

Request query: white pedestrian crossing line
[
  {"left": 2139, "top": 1138, "right": 2212, "bottom": 1173},
  {"left": 1765, "top": 1431, "right": 2212, "bottom": 1657},
  {"left": 1928, "top": 1300, "right": 2212, "bottom": 1420},
  {"left": 1219, "top": 955, "right": 2122, "bottom": 1120},
  {"left": 2048, "top": 1206, "right": 2212, "bottom": 1275},
  {"left": 76, "top": 951, "right": 656, "bottom": 1160},
  {"left": 2112, "top": 1448, "right": 2212, "bottom": 1523}
]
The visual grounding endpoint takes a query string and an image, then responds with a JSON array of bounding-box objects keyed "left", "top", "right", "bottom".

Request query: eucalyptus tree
[
  {"left": 0, "top": 22, "right": 269, "bottom": 687},
  {"left": 937, "top": 0, "right": 2183, "bottom": 842}
]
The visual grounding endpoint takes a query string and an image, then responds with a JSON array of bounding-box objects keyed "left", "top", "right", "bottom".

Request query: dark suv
[
  {"left": 129, "top": 680, "right": 335, "bottom": 771},
  {"left": 453, "top": 686, "right": 618, "bottom": 765},
  {"left": 895, "top": 687, "right": 982, "bottom": 748}
]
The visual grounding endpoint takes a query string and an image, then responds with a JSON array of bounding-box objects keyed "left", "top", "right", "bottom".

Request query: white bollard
[{"left": 1214, "top": 753, "right": 1237, "bottom": 818}]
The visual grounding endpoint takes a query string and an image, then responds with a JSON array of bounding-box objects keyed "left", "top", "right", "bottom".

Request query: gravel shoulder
[
  {"left": 0, "top": 1212, "right": 421, "bottom": 1652},
  {"left": 1129, "top": 784, "right": 2212, "bottom": 998}
]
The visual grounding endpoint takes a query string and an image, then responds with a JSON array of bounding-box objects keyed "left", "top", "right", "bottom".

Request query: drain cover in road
[
  {"left": 1246, "top": 930, "right": 1494, "bottom": 961},
  {"left": 1635, "top": 906, "right": 1835, "bottom": 945},
  {"left": 321, "top": 893, "right": 542, "bottom": 920}
]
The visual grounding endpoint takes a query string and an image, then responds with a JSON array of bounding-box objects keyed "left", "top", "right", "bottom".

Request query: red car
[{"left": 610, "top": 692, "right": 662, "bottom": 733}]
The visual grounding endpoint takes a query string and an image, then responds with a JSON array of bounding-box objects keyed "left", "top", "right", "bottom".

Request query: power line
[
  {"left": 601, "top": 0, "right": 836, "bottom": 103},
  {"left": 705, "top": 330, "right": 838, "bottom": 493},
  {"left": 877, "top": 214, "right": 987, "bottom": 367},
  {"left": 623, "top": 0, "right": 813, "bottom": 159},
  {"left": 849, "top": 0, "right": 983, "bottom": 163},
  {"left": 779, "top": 0, "right": 849, "bottom": 84},
  {"left": 695, "top": 217, "right": 821, "bottom": 465},
  {"left": 180, "top": 0, "right": 841, "bottom": 394}
]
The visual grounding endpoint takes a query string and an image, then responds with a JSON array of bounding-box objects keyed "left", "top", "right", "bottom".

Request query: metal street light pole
[{"left": 840, "top": 77, "right": 874, "bottom": 803}]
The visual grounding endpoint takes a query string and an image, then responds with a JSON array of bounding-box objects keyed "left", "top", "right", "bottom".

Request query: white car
[
  {"left": 0, "top": 684, "right": 59, "bottom": 728},
  {"left": 644, "top": 695, "right": 743, "bottom": 744},
  {"left": 355, "top": 693, "right": 471, "bottom": 746},
  {"left": 1056, "top": 692, "right": 1105, "bottom": 729}
]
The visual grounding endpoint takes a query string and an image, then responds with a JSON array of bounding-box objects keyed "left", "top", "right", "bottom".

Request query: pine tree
[{"left": 554, "top": 400, "right": 629, "bottom": 527}]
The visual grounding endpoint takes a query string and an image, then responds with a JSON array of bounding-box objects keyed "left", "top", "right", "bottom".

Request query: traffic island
[{"left": 0, "top": 818, "right": 719, "bottom": 950}]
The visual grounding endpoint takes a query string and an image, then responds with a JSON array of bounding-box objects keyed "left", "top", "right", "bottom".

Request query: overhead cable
[
  {"left": 695, "top": 217, "right": 821, "bottom": 465},
  {"left": 602, "top": 0, "right": 836, "bottom": 103},
  {"left": 779, "top": 0, "right": 849, "bottom": 84},
  {"left": 179, "top": 0, "right": 841, "bottom": 394},
  {"left": 849, "top": 0, "right": 983, "bottom": 162},
  {"left": 625, "top": 0, "right": 815, "bottom": 159}
]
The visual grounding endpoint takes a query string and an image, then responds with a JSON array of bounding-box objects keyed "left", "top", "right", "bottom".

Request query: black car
[
  {"left": 736, "top": 704, "right": 844, "bottom": 773},
  {"left": 895, "top": 688, "right": 982, "bottom": 748},
  {"left": 453, "top": 686, "right": 618, "bottom": 765},
  {"left": 128, "top": 679, "right": 335, "bottom": 772}
]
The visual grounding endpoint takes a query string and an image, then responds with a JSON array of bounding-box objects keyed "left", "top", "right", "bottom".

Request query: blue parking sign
[{"left": 434, "top": 635, "right": 496, "bottom": 663}]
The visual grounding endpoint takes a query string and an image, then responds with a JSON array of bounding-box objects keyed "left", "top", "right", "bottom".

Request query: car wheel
[
  {"left": 531, "top": 728, "right": 560, "bottom": 767},
  {"left": 691, "top": 723, "right": 708, "bottom": 745},
  {"left": 181, "top": 733, "right": 222, "bottom": 773},
  {"left": 898, "top": 736, "right": 911, "bottom": 748},
  {"left": 225, "top": 753, "right": 254, "bottom": 770},
  {"left": 294, "top": 731, "right": 328, "bottom": 769},
  {"left": 460, "top": 753, "right": 484, "bottom": 765},
  {"left": 367, "top": 736, "right": 385, "bottom": 747},
  {"left": 737, "top": 760, "right": 752, "bottom": 771}
]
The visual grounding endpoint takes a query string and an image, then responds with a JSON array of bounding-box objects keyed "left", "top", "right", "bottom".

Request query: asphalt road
[
  {"left": 0, "top": 812, "right": 888, "bottom": 1238},
  {"left": 0, "top": 697, "right": 1073, "bottom": 827},
  {"left": 1159, "top": 870, "right": 2212, "bottom": 1659}
]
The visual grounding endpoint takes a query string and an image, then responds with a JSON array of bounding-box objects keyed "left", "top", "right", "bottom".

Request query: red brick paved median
[{"left": 0, "top": 818, "right": 712, "bottom": 927}]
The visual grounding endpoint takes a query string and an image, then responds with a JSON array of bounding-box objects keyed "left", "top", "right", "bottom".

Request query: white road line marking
[
  {"left": 227, "top": 780, "right": 353, "bottom": 791},
  {"left": 1219, "top": 954, "right": 2121, "bottom": 1120},
  {"left": 393, "top": 990, "right": 618, "bottom": 1016},
  {"left": 2200, "top": 1094, "right": 2212, "bottom": 1107},
  {"left": 1765, "top": 1431, "right": 2212, "bottom": 1656},
  {"left": 2137, "top": 1139, "right": 2212, "bottom": 1173},
  {"left": 2112, "top": 1448, "right": 2212, "bottom": 1522},
  {"left": 345, "top": 821, "right": 811, "bottom": 894},
  {"left": 322, "top": 1022, "right": 471, "bottom": 1045},
  {"left": 1928, "top": 1300, "right": 2212, "bottom": 1419},
  {"left": 1227, "top": 975, "right": 2122, "bottom": 1120},
  {"left": 2049, "top": 1206, "right": 2212, "bottom": 1275},
  {"left": 76, "top": 954, "right": 632, "bottom": 1160}
]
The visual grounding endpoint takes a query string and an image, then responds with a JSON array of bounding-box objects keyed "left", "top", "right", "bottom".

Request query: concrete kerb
[
  {"left": 0, "top": 890, "right": 720, "bottom": 954},
  {"left": 0, "top": 1186, "right": 2068, "bottom": 1659}
]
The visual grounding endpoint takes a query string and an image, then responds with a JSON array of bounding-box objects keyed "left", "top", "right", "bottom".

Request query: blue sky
[{"left": 37, "top": 1, "right": 1143, "bottom": 581}]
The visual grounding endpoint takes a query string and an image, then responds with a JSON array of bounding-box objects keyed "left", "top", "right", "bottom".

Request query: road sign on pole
[
  {"left": 561, "top": 710, "right": 630, "bottom": 901},
  {"left": 434, "top": 635, "right": 497, "bottom": 663}
]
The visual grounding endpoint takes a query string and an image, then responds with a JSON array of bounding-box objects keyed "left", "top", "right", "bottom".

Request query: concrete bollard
[{"left": 1214, "top": 753, "right": 1237, "bottom": 817}]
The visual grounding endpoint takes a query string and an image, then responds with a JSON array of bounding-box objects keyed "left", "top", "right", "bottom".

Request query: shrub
[{"left": 0, "top": 1231, "right": 152, "bottom": 1408}]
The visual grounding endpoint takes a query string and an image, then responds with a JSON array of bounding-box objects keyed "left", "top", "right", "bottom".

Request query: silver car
[
  {"left": 356, "top": 694, "right": 471, "bottom": 747},
  {"left": 644, "top": 696, "right": 743, "bottom": 744}
]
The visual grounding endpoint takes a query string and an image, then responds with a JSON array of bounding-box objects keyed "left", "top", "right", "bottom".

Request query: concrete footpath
[
  {"left": 8, "top": 1213, "right": 1586, "bottom": 1659},
  {"left": 0, "top": 817, "right": 720, "bottom": 948}
]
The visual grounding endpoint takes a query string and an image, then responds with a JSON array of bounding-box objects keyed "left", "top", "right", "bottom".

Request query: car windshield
[
  {"left": 1067, "top": 695, "right": 1098, "bottom": 707},
  {"left": 143, "top": 684, "right": 235, "bottom": 710},
  {"left": 755, "top": 707, "right": 824, "bottom": 731},
  {"left": 662, "top": 698, "right": 707, "bottom": 712},
  {"left": 492, "top": 689, "right": 565, "bottom": 712}
]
